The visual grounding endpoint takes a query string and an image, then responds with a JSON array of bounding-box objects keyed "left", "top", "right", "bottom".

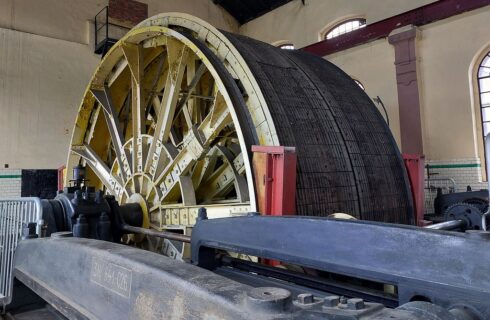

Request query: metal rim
[{"left": 67, "top": 26, "right": 260, "bottom": 229}]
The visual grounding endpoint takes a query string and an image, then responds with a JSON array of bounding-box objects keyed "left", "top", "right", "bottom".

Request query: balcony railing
[{"left": 94, "top": 6, "right": 131, "bottom": 56}]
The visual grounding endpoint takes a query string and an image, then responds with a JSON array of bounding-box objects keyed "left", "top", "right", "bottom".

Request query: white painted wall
[
  {"left": 0, "top": 0, "right": 238, "bottom": 169},
  {"left": 417, "top": 8, "right": 490, "bottom": 161},
  {"left": 0, "top": 0, "right": 238, "bottom": 45},
  {"left": 0, "top": 28, "right": 100, "bottom": 169}
]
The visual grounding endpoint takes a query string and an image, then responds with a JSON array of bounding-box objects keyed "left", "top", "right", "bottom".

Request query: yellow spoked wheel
[{"left": 67, "top": 25, "right": 262, "bottom": 249}]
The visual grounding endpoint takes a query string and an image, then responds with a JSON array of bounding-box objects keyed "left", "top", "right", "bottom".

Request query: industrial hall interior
[{"left": 1, "top": 0, "right": 490, "bottom": 319}]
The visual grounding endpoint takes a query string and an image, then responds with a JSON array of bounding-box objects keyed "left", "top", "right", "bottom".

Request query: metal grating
[{"left": 0, "top": 198, "right": 42, "bottom": 307}]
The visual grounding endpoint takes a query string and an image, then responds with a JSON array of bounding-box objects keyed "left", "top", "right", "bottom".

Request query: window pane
[
  {"left": 479, "top": 67, "right": 490, "bottom": 78},
  {"left": 339, "top": 23, "right": 346, "bottom": 34},
  {"left": 480, "top": 78, "right": 490, "bottom": 92},
  {"left": 484, "top": 122, "right": 490, "bottom": 136},
  {"left": 482, "top": 55, "right": 490, "bottom": 68},
  {"left": 482, "top": 92, "right": 490, "bottom": 106},
  {"left": 345, "top": 21, "right": 353, "bottom": 32},
  {"left": 482, "top": 108, "right": 490, "bottom": 121}
]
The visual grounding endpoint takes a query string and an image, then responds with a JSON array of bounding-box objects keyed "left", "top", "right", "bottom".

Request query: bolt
[
  {"left": 297, "top": 293, "right": 314, "bottom": 304},
  {"left": 247, "top": 287, "right": 292, "bottom": 312},
  {"left": 339, "top": 296, "right": 348, "bottom": 305},
  {"left": 197, "top": 207, "right": 208, "bottom": 222},
  {"left": 347, "top": 298, "right": 365, "bottom": 310},
  {"left": 323, "top": 295, "right": 340, "bottom": 308}
]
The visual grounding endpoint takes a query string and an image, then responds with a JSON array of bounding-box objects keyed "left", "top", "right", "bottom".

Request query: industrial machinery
[
  {"left": 2, "top": 13, "right": 490, "bottom": 320},
  {"left": 66, "top": 13, "right": 413, "bottom": 231}
]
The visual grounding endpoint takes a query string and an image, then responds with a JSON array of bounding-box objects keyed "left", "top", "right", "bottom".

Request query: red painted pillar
[
  {"left": 251, "top": 146, "right": 297, "bottom": 216},
  {"left": 252, "top": 146, "right": 297, "bottom": 267},
  {"left": 403, "top": 154, "right": 426, "bottom": 226},
  {"left": 388, "top": 26, "right": 424, "bottom": 155}
]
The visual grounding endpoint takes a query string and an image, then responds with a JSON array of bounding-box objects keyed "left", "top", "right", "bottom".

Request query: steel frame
[{"left": 191, "top": 215, "right": 490, "bottom": 317}]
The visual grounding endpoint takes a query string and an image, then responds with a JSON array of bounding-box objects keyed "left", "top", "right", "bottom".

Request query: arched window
[
  {"left": 279, "top": 43, "right": 295, "bottom": 50},
  {"left": 325, "top": 18, "right": 366, "bottom": 40},
  {"left": 479, "top": 53, "right": 490, "bottom": 138}
]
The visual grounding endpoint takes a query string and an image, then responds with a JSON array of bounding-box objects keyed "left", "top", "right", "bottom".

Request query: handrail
[
  {"left": 0, "top": 197, "right": 43, "bottom": 307},
  {"left": 94, "top": 6, "right": 131, "bottom": 55}
]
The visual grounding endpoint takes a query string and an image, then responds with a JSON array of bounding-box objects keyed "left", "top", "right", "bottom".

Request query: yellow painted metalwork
[{"left": 67, "top": 22, "right": 276, "bottom": 246}]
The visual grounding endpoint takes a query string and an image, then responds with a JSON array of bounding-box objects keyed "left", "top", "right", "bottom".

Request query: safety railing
[
  {"left": 94, "top": 6, "right": 130, "bottom": 56},
  {"left": 0, "top": 198, "right": 42, "bottom": 307}
]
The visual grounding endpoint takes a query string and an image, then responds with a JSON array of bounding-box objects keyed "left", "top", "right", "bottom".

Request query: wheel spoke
[
  {"left": 90, "top": 86, "right": 132, "bottom": 181},
  {"left": 217, "top": 146, "right": 248, "bottom": 201},
  {"left": 144, "top": 54, "right": 168, "bottom": 122},
  {"left": 145, "top": 38, "right": 189, "bottom": 176},
  {"left": 122, "top": 43, "right": 145, "bottom": 177},
  {"left": 196, "top": 146, "right": 248, "bottom": 202},
  {"left": 179, "top": 176, "right": 196, "bottom": 206},
  {"left": 152, "top": 141, "right": 178, "bottom": 185},
  {"left": 176, "top": 62, "right": 207, "bottom": 128},
  {"left": 107, "top": 58, "right": 128, "bottom": 87},
  {"left": 154, "top": 91, "right": 232, "bottom": 198},
  {"left": 191, "top": 151, "right": 218, "bottom": 189},
  {"left": 69, "top": 27, "right": 254, "bottom": 239},
  {"left": 71, "top": 144, "right": 127, "bottom": 199}
]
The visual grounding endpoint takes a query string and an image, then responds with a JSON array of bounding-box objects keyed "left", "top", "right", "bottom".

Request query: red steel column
[
  {"left": 403, "top": 154, "right": 426, "bottom": 226},
  {"left": 251, "top": 146, "right": 297, "bottom": 215},
  {"left": 389, "top": 26, "right": 424, "bottom": 154}
]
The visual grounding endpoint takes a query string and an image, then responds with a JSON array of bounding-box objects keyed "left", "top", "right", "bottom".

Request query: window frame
[
  {"left": 324, "top": 18, "right": 367, "bottom": 40},
  {"left": 478, "top": 53, "right": 490, "bottom": 171}
]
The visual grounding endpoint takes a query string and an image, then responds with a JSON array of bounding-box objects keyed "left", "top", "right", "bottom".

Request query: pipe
[
  {"left": 121, "top": 224, "right": 191, "bottom": 243},
  {"left": 425, "top": 219, "right": 466, "bottom": 231}
]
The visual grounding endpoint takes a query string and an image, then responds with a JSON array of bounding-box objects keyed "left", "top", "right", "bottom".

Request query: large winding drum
[{"left": 66, "top": 13, "right": 413, "bottom": 236}]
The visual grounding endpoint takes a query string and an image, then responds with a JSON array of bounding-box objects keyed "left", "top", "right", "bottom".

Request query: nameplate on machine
[{"left": 90, "top": 258, "right": 132, "bottom": 298}]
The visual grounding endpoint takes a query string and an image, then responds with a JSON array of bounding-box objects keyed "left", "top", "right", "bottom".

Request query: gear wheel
[
  {"left": 462, "top": 198, "right": 488, "bottom": 213},
  {"left": 444, "top": 202, "right": 484, "bottom": 230}
]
